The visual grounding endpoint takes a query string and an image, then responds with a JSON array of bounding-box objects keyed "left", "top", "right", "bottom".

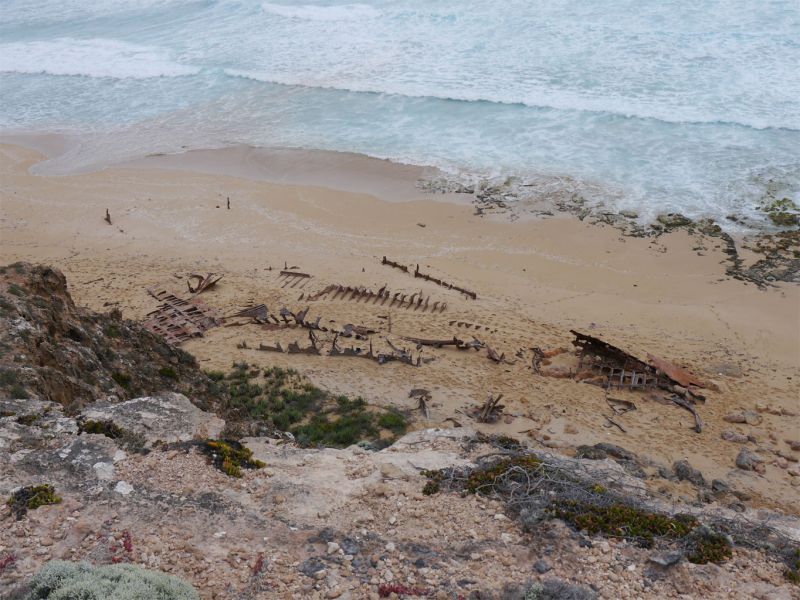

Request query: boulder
[
  {"left": 672, "top": 459, "right": 706, "bottom": 487},
  {"left": 735, "top": 448, "right": 765, "bottom": 473},
  {"left": 81, "top": 392, "right": 224, "bottom": 447}
]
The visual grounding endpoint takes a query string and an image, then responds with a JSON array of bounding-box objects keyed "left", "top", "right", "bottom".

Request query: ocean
[{"left": 1, "top": 0, "right": 798, "bottom": 226}]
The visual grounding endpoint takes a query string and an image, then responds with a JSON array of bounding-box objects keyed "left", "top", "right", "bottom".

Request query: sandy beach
[{"left": 1, "top": 140, "right": 798, "bottom": 514}]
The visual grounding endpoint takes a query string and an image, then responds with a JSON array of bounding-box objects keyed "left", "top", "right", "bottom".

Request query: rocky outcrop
[
  {"left": 0, "top": 263, "right": 223, "bottom": 411},
  {"left": 80, "top": 393, "right": 224, "bottom": 447}
]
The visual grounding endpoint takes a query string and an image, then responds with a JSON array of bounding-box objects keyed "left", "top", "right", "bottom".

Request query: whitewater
[{"left": 1, "top": 0, "right": 799, "bottom": 224}]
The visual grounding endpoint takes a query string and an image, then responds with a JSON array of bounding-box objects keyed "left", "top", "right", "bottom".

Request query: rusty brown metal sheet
[{"left": 647, "top": 354, "right": 705, "bottom": 389}]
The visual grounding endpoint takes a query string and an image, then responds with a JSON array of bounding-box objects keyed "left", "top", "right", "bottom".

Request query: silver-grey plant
[{"left": 21, "top": 560, "right": 199, "bottom": 600}]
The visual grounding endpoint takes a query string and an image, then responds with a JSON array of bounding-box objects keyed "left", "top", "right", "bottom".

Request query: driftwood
[{"left": 470, "top": 393, "right": 505, "bottom": 423}]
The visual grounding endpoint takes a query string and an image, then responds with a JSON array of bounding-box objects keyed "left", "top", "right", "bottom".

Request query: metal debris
[
  {"left": 409, "top": 388, "right": 431, "bottom": 420},
  {"left": 143, "top": 290, "right": 222, "bottom": 345},
  {"left": 379, "top": 256, "right": 477, "bottom": 299},
  {"left": 572, "top": 330, "right": 663, "bottom": 391},
  {"left": 571, "top": 330, "right": 705, "bottom": 397},
  {"left": 187, "top": 273, "right": 223, "bottom": 295},
  {"left": 278, "top": 270, "right": 312, "bottom": 289},
  {"left": 646, "top": 354, "right": 706, "bottom": 389},
  {"left": 305, "top": 283, "right": 446, "bottom": 312},
  {"left": 670, "top": 395, "right": 703, "bottom": 433},
  {"left": 381, "top": 256, "right": 409, "bottom": 272},
  {"left": 229, "top": 304, "right": 269, "bottom": 322}
]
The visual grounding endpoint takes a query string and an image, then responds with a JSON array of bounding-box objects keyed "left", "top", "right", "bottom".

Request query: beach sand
[{"left": 1, "top": 141, "right": 798, "bottom": 512}]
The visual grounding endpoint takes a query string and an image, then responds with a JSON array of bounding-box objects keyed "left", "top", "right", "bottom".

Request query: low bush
[
  {"left": 6, "top": 485, "right": 62, "bottom": 520},
  {"left": 203, "top": 440, "right": 265, "bottom": 478},
  {"left": 16, "top": 560, "right": 199, "bottom": 600}
]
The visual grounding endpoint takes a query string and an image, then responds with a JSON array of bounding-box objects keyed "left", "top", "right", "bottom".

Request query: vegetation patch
[
  {"left": 785, "top": 548, "right": 800, "bottom": 585},
  {"left": 465, "top": 455, "right": 542, "bottom": 494},
  {"left": 158, "top": 366, "right": 178, "bottom": 379},
  {"left": 421, "top": 470, "right": 444, "bottom": 496},
  {"left": 0, "top": 368, "right": 19, "bottom": 387},
  {"left": 111, "top": 371, "right": 132, "bottom": 390},
  {"left": 6, "top": 484, "right": 62, "bottom": 520},
  {"left": 21, "top": 560, "right": 199, "bottom": 600},
  {"left": 218, "top": 363, "right": 408, "bottom": 448},
  {"left": 8, "top": 385, "right": 29, "bottom": 399},
  {"left": 203, "top": 439, "right": 265, "bottom": 478},
  {"left": 16, "top": 414, "right": 40, "bottom": 426},
  {"left": 78, "top": 418, "right": 125, "bottom": 439},
  {"left": 549, "top": 501, "right": 697, "bottom": 548},
  {"left": 104, "top": 324, "right": 122, "bottom": 338},
  {"left": 7, "top": 283, "right": 27, "bottom": 297},
  {"left": 685, "top": 527, "right": 733, "bottom": 564}
]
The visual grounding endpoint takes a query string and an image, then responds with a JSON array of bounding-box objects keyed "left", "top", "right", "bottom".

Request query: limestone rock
[{"left": 81, "top": 392, "right": 224, "bottom": 446}]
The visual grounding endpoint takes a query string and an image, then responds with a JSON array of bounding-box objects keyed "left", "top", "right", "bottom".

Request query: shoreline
[
  {"left": 1, "top": 141, "right": 798, "bottom": 514},
  {"left": 3, "top": 130, "right": 798, "bottom": 239}
]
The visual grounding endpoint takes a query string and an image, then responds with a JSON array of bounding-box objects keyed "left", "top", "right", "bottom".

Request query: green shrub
[
  {"left": 202, "top": 440, "right": 265, "bottom": 478},
  {"left": 549, "top": 502, "right": 697, "bottom": 548},
  {"left": 686, "top": 527, "right": 733, "bottom": 564},
  {"left": 9, "top": 384, "right": 29, "bottom": 399},
  {"left": 7, "top": 485, "right": 62, "bottom": 519},
  {"left": 158, "top": 366, "right": 178, "bottom": 379},
  {"left": 16, "top": 414, "right": 40, "bottom": 426},
  {"left": 104, "top": 324, "right": 122, "bottom": 338},
  {"left": 111, "top": 372, "right": 132, "bottom": 389},
  {"left": 8, "top": 284, "right": 26, "bottom": 297},
  {"left": 0, "top": 368, "right": 19, "bottom": 387},
  {"left": 204, "top": 370, "right": 225, "bottom": 381},
  {"left": 20, "top": 560, "right": 199, "bottom": 600},
  {"left": 465, "top": 455, "right": 543, "bottom": 494},
  {"left": 78, "top": 419, "right": 125, "bottom": 439},
  {"left": 378, "top": 410, "right": 407, "bottom": 433}
]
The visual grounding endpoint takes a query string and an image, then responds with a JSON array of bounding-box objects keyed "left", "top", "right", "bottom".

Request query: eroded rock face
[
  {"left": 0, "top": 262, "right": 223, "bottom": 411},
  {"left": 81, "top": 393, "right": 224, "bottom": 447}
]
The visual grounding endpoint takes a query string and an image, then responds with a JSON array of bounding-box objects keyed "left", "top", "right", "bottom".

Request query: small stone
[
  {"left": 721, "top": 430, "right": 749, "bottom": 444},
  {"left": 533, "top": 559, "right": 551, "bottom": 574},
  {"left": 494, "top": 513, "right": 507, "bottom": 521},
  {"left": 385, "top": 542, "right": 396, "bottom": 552},
  {"left": 736, "top": 448, "right": 765, "bottom": 472},
  {"left": 114, "top": 481, "right": 134, "bottom": 495},
  {"left": 327, "top": 542, "right": 340, "bottom": 555},
  {"left": 93, "top": 461, "right": 114, "bottom": 481}
]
